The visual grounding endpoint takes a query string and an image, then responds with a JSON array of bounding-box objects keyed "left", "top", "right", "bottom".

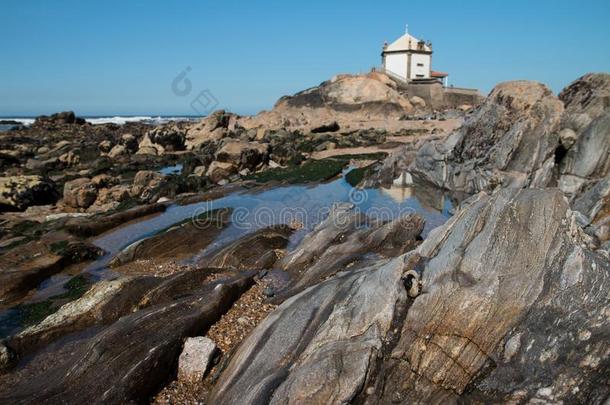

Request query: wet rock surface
[
  {"left": 1, "top": 72, "right": 609, "bottom": 404},
  {"left": 0, "top": 272, "right": 255, "bottom": 404}
]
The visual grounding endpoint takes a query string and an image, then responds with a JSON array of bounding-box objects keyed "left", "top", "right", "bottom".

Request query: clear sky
[{"left": 1, "top": 0, "right": 609, "bottom": 116}]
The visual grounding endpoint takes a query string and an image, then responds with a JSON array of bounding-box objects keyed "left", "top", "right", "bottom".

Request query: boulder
[
  {"left": 185, "top": 110, "right": 236, "bottom": 150},
  {"left": 177, "top": 337, "right": 217, "bottom": 381},
  {"left": 89, "top": 185, "right": 131, "bottom": 212},
  {"left": 136, "top": 133, "right": 165, "bottom": 156},
  {"left": 146, "top": 125, "right": 186, "bottom": 151},
  {"left": 206, "top": 161, "right": 237, "bottom": 183},
  {"left": 63, "top": 178, "right": 98, "bottom": 209},
  {"left": 215, "top": 140, "right": 269, "bottom": 170},
  {"left": 409, "top": 95, "right": 427, "bottom": 109},
  {"left": 108, "top": 144, "right": 127, "bottom": 159},
  {"left": 120, "top": 133, "right": 138, "bottom": 151},
  {"left": 410, "top": 81, "right": 564, "bottom": 194},
  {"left": 98, "top": 139, "right": 113, "bottom": 153},
  {"left": 130, "top": 170, "right": 167, "bottom": 203},
  {"left": 0, "top": 175, "right": 58, "bottom": 211},
  {"left": 58, "top": 150, "right": 79, "bottom": 166}
]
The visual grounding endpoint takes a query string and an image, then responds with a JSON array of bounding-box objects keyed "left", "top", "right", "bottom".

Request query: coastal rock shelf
[{"left": 1, "top": 71, "right": 609, "bottom": 404}]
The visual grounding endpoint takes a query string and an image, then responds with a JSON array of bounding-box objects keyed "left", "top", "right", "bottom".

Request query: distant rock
[
  {"left": 136, "top": 133, "right": 165, "bottom": 156},
  {"left": 215, "top": 140, "right": 268, "bottom": 170},
  {"left": 206, "top": 161, "right": 237, "bottom": 183},
  {"left": 34, "top": 111, "right": 85, "bottom": 126},
  {"left": 107, "top": 144, "right": 127, "bottom": 159},
  {"left": 238, "top": 73, "right": 413, "bottom": 133},
  {"left": 311, "top": 121, "right": 340, "bottom": 133},
  {"left": 146, "top": 125, "right": 186, "bottom": 151},
  {"left": 63, "top": 178, "right": 98, "bottom": 209},
  {"left": 130, "top": 170, "right": 167, "bottom": 203},
  {"left": 0, "top": 175, "right": 58, "bottom": 211},
  {"left": 409, "top": 95, "right": 427, "bottom": 109},
  {"left": 185, "top": 110, "right": 237, "bottom": 150}
]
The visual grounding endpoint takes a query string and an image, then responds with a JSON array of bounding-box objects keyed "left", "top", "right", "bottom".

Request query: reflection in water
[
  {"left": 0, "top": 171, "right": 455, "bottom": 338},
  {"left": 158, "top": 163, "right": 183, "bottom": 175},
  {"left": 91, "top": 173, "right": 454, "bottom": 275}
]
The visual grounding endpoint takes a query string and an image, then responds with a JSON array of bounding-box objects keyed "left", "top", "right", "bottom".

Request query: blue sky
[{"left": 1, "top": 0, "right": 609, "bottom": 116}]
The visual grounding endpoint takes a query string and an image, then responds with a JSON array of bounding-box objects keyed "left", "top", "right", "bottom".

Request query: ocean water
[{"left": 0, "top": 115, "right": 201, "bottom": 131}]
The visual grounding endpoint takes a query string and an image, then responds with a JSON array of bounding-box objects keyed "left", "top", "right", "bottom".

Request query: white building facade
[{"left": 381, "top": 29, "right": 447, "bottom": 85}]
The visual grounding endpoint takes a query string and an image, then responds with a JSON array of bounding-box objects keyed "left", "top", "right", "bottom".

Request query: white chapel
[{"left": 381, "top": 26, "right": 448, "bottom": 85}]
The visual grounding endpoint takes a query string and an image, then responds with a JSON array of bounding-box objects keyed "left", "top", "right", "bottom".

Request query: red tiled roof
[{"left": 431, "top": 71, "right": 448, "bottom": 77}]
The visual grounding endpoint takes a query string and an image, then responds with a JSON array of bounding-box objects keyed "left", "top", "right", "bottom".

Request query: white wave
[
  {"left": 85, "top": 116, "right": 200, "bottom": 125},
  {"left": 85, "top": 116, "right": 154, "bottom": 125},
  {"left": 0, "top": 118, "right": 35, "bottom": 125},
  {"left": 0, "top": 116, "right": 201, "bottom": 127}
]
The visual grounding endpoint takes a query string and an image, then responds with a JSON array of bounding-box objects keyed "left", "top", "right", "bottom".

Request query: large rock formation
[
  {"left": 209, "top": 255, "right": 408, "bottom": 405},
  {"left": 407, "top": 73, "right": 610, "bottom": 247},
  {"left": 275, "top": 203, "right": 424, "bottom": 300},
  {"left": 0, "top": 272, "right": 254, "bottom": 404},
  {"left": 375, "top": 188, "right": 609, "bottom": 403},
  {"left": 208, "top": 188, "right": 610, "bottom": 404},
  {"left": 239, "top": 73, "right": 414, "bottom": 133},
  {"left": 410, "top": 81, "right": 564, "bottom": 194}
]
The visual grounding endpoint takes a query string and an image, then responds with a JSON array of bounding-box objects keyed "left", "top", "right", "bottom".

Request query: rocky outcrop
[
  {"left": 0, "top": 239, "right": 103, "bottom": 305},
  {"left": 0, "top": 272, "right": 255, "bottom": 404},
  {"left": 130, "top": 170, "right": 168, "bottom": 203},
  {"left": 375, "top": 188, "right": 609, "bottom": 404},
  {"left": 275, "top": 203, "right": 424, "bottom": 300},
  {"left": 410, "top": 81, "right": 564, "bottom": 193},
  {"left": 33, "top": 111, "right": 85, "bottom": 126},
  {"left": 215, "top": 140, "right": 269, "bottom": 170},
  {"left": 109, "top": 208, "right": 232, "bottom": 268},
  {"left": 65, "top": 203, "right": 166, "bottom": 237},
  {"left": 0, "top": 176, "right": 58, "bottom": 211},
  {"left": 557, "top": 73, "right": 610, "bottom": 194},
  {"left": 63, "top": 178, "right": 98, "bottom": 209},
  {"left": 136, "top": 133, "right": 165, "bottom": 156},
  {"left": 238, "top": 73, "right": 414, "bottom": 133},
  {"left": 200, "top": 225, "right": 293, "bottom": 271},
  {"left": 208, "top": 188, "right": 610, "bottom": 404},
  {"left": 206, "top": 161, "right": 237, "bottom": 183},
  {"left": 147, "top": 124, "right": 186, "bottom": 151},
  {"left": 185, "top": 110, "right": 238, "bottom": 150},
  {"left": 209, "top": 255, "right": 408, "bottom": 405}
]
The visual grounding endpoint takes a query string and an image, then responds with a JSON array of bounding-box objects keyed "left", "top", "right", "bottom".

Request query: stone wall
[{"left": 402, "top": 82, "right": 484, "bottom": 109}]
